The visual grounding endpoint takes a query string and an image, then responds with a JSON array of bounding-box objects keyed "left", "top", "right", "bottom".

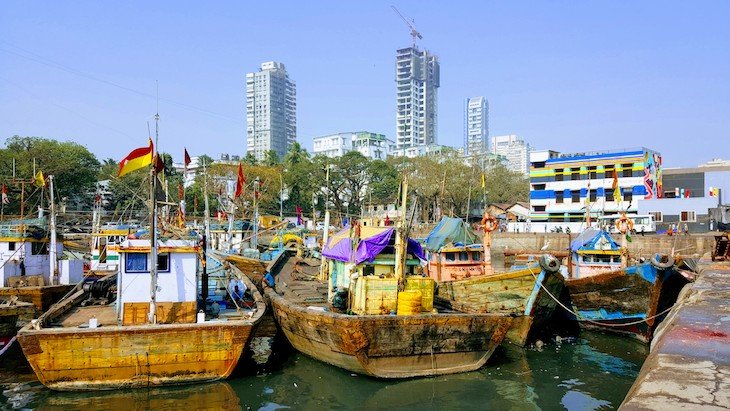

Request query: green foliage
[{"left": 0, "top": 136, "right": 100, "bottom": 213}]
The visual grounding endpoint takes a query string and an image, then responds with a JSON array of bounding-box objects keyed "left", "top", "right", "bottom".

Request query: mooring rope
[{"left": 527, "top": 266, "right": 677, "bottom": 328}]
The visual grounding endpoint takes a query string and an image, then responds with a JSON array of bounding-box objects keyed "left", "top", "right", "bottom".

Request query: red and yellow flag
[{"left": 118, "top": 139, "right": 153, "bottom": 177}]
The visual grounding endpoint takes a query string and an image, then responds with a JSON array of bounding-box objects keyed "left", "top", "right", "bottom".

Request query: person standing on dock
[{"left": 683, "top": 223, "right": 689, "bottom": 235}]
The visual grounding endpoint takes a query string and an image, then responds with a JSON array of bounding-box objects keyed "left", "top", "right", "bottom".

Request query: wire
[{"left": 0, "top": 42, "right": 245, "bottom": 125}]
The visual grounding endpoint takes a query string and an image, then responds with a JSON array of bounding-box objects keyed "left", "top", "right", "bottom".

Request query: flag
[
  {"left": 714, "top": 187, "right": 720, "bottom": 197},
  {"left": 34, "top": 170, "right": 46, "bottom": 187},
  {"left": 178, "top": 182, "right": 184, "bottom": 200},
  {"left": 234, "top": 164, "right": 245, "bottom": 198},
  {"left": 685, "top": 189, "right": 691, "bottom": 198},
  {"left": 709, "top": 187, "right": 715, "bottom": 197},
  {"left": 1, "top": 184, "right": 8, "bottom": 205},
  {"left": 153, "top": 153, "right": 165, "bottom": 175},
  {"left": 675, "top": 187, "right": 680, "bottom": 197},
  {"left": 118, "top": 139, "right": 154, "bottom": 177},
  {"left": 612, "top": 170, "right": 621, "bottom": 202},
  {"left": 184, "top": 148, "right": 191, "bottom": 167},
  {"left": 481, "top": 173, "right": 486, "bottom": 189}
]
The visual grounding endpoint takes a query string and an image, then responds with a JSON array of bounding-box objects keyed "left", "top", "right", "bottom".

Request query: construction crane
[{"left": 391, "top": 5, "right": 423, "bottom": 47}]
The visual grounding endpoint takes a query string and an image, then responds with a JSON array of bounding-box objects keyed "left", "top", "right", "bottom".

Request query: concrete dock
[{"left": 621, "top": 261, "right": 730, "bottom": 410}]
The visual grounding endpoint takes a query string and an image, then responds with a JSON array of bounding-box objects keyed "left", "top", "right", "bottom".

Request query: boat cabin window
[
  {"left": 363, "top": 265, "right": 375, "bottom": 276},
  {"left": 459, "top": 252, "right": 469, "bottom": 261},
  {"left": 31, "top": 241, "right": 46, "bottom": 255},
  {"left": 445, "top": 252, "right": 456, "bottom": 262},
  {"left": 126, "top": 252, "right": 148, "bottom": 272},
  {"left": 472, "top": 251, "right": 481, "bottom": 260},
  {"left": 8, "top": 242, "right": 15, "bottom": 251},
  {"left": 157, "top": 253, "right": 170, "bottom": 272}
]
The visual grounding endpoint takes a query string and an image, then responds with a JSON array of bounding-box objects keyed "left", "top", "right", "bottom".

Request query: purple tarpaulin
[{"left": 322, "top": 226, "right": 425, "bottom": 264}]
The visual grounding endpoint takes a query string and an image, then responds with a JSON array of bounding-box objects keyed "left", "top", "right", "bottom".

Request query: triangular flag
[
  {"left": 184, "top": 148, "right": 191, "bottom": 167},
  {"left": 34, "top": 171, "right": 46, "bottom": 187},
  {"left": 234, "top": 164, "right": 245, "bottom": 198}
]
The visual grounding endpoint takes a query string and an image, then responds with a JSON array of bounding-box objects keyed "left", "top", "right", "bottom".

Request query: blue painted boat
[{"left": 565, "top": 228, "right": 691, "bottom": 342}]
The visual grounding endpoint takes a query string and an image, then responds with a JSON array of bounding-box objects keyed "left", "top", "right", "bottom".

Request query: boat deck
[{"left": 276, "top": 257, "right": 329, "bottom": 307}]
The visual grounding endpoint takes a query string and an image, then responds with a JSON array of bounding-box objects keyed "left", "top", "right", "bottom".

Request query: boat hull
[
  {"left": 566, "top": 263, "right": 686, "bottom": 342},
  {"left": 18, "top": 322, "right": 255, "bottom": 391},
  {"left": 269, "top": 291, "right": 512, "bottom": 378},
  {"left": 436, "top": 265, "right": 565, "bottom": 346}
]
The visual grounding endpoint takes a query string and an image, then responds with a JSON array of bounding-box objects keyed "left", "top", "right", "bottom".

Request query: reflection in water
[{"left": 0, "top": 331, "right": 646, "bottom": 410}]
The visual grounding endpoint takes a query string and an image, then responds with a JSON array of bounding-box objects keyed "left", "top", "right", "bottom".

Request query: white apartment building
[
  {"left": 246, "top": 61, "right": 296, "bottom": 161},
  {"left": 396, "top": 47, "right": 440, "bottom": 149},
  {"left": 465, "top": 96, "right": 489, "bottom": 156},
  {"left": 491, "top": 134, "right": 531, "bottom": 176},
  {"left": 312, "top": 132, "right": 394, "bottom": 160}
]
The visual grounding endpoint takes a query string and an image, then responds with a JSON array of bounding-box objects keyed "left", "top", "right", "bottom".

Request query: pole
[
  {"left": 394, "top": 177, "right": 408, "bottom": 283},
  {"left": 279, "top": 174, "right": 284, "bottom": 221},
  {"left": 48, "top": 175, "right": 58, "bottom": 285},
  {"left": 149, "top": 113, "right": 160, "bottom": 324},
  {"left": 252, "top": 177, "right": 259, "bottom": 249}
]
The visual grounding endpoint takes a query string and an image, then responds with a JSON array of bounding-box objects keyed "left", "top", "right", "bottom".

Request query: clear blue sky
[{"left": 1, "top": 1, "right": 728, "bottom": 167}]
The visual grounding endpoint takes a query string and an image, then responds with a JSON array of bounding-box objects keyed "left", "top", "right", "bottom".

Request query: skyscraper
[
  {"left": 491, "top": 134, "right": 531, "bottom": 176},
  {"left": 246, "top": 61, "right": 296, "bottom": 161},
  {"left": 465, "top": 96, "right": 489, "bottom": 156},
  {"left": 395, "top": 46, "right": 440, "bottom": 149}
]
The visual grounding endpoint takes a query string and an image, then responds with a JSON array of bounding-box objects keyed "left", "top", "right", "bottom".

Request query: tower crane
[{"left": 391, "top": 5, "right": 423, "bottom": 47}]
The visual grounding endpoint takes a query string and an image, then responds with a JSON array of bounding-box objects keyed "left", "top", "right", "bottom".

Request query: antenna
[{"left": 391, "top": 5, "right": 423, "bottom": 47}]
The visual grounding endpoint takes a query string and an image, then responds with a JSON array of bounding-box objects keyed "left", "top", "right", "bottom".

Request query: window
[
  {"left": 472, "top": 252, "right": 481, "bottom": 261},
  {"left": 589, "top": 190, "right": 597, "bottom": 202},
  {"left": 555, "top": 191, "right": 564, "bottom": 204},
  {"left": 126, "top": 252, "right": 148, "bottom": 272},
  {"left": 605, "top": 189, "right": 614, "bottom": 201},
  {"left": 622, "top": 163, "right": 633, "bottom": 178},
  {"left": 571, "top": 170, "right": 580, "bottom": 180},
  {"left": 588, "top": 166, "right": 598, "bottom": 179},
  {"left": 649, "top": 211, "right": 663, "bottom": 222},
  {"left": 32, "top": 242, "right": 46, "bottom": 255},
  {"left": 623, "top": 188, "right": 633, "bottom": 202},
  {"left": 571, "top": 190, "right": 580, "bottom": 202},
  {"left": 157, "top": 254, "right": 170, "bottom": 272},
  {"left": 8, "top": 242, "right": 15, "bottom": 251},
  {"left": 445, "top": 252, "right": 456, "bottom": 262},
  {"left": 680, "top": 211, "right": 696, "bottom": 222},
  {"left": 459, "top": 252, "right": 469, "bottom": 261},
  {"left": 532, "top": 183, "right": 546, "bottom": 190},
  {"left": 555, "top": 169, "right": 563, "bottom": 181},
  {"left": 533, "top": 161, "right": 546, "bottom": 169},
  {"left": 533, "top": 205, "right": 546, "bottom": 212}
]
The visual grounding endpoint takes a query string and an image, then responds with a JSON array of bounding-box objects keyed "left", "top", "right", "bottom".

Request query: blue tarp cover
[
  {"left": 424, "top": 217, "right": 480, "bottom": 251},
  {"left": 570, "top": 228, "right": 621, "bottom": 252}
]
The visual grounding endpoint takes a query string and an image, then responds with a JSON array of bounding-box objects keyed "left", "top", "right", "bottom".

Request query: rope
[
  {"left": 0, "top": 336, "right": 17, "bottom": 357},
  {"left": 527, "top": 266, "right": 677, "bottom": 328}
]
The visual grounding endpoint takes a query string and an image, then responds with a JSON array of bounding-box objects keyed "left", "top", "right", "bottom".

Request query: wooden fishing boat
[
  {"left": 0, "top": 298, "right": 36, "bottom": 356},
  {"left": 267, "top": 178, "right": 513, "bottom": 378},
  {"left": 267, "top": 252, "right": 512, "bottom": 378},
  {"left": 424, "top": 216, "right": 565, "bottom": 346},
  {"left": 17, "top": 239, "right": 265, "bottom": 391},
  {"left": 564, "top": 226, "right": 691, "bottom": 342}
]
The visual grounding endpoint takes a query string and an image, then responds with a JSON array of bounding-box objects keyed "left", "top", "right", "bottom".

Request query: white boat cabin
[
  {"left": 0, "top": 220, "right": 83, "bottom": 287},
  {"left": 116, "top": 239, "right": 200, "bottom": 324}
]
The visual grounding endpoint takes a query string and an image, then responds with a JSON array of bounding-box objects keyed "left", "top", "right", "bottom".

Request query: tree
[
  {"left": 0, "top": 136, "right": 100, "bottom": 213},
  {"left": 263, "top": 150, "right": 280, "bottom": 166}
]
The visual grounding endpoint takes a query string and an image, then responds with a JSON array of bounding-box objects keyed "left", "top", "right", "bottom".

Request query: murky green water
[{"left": 1, "top": 331, "right": 646, "bottom": 410}]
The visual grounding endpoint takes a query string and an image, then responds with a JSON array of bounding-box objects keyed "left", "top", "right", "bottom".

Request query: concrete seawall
[{"left": 620, "top": 261, "right": 730, "bottom": 410}]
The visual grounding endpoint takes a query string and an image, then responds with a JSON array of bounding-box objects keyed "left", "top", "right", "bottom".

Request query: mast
[
  {"left": 394, "top": 176, "right": 408, "bottom": 282},
  {"left": 48, "top": 175, "right": 58, "bottom": 285},
  {"left": 252, "top": 177, "right": 259, "bottom": 250},
  {"left": 149, "top": 112, "right": 160, "bottom": 324}
]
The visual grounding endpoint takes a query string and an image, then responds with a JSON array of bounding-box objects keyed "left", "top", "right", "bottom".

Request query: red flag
[
  {"left": 153, "top": 153, "right": 165, "bottom": 174},
  {"left": 234, "top": 164, "right": 245, "bottom": 198},
  {"left": 184, "top": 148, "right": 191, "bottom": 167},
  {"left": 1, "top": 184, "right": 9, "bottom": 205}
]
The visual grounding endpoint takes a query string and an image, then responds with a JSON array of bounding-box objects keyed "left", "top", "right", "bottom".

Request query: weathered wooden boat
[
  {"left": 17, "top": 239, "right": 265, "bottom": 391},
  {"left": 265, "top": 182, "right": 513, "bottom": 378},
  {"left": 268, "top": 251, "right": 512, "bottom": 378},
  {"left": 0, "top": 297, "right": 36, "bottom": 356},
  {"left": 424, "top": 216, "right": 565, "bottom": 346},
  {"left": 564, "top": 226, "right": 692, "bottom": 342}
]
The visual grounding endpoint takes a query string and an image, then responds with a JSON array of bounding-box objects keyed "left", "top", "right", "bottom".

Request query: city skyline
[{"left": 0, "top": 1, "right": 728, "bottom": 167}]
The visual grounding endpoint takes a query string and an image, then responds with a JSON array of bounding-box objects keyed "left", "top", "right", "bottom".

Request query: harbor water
[{"left": 1, "top": 331, "right": 647, "bottom": 410}]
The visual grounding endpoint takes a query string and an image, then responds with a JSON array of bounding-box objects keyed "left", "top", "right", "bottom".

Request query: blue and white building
[{"left": 528, "top": 147, "right": 663, "bottom": 232}]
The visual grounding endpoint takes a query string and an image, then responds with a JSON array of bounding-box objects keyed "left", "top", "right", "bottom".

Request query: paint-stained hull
[
  {"left": 436, "top": 265, "right": 565, "bottom": 346},
  {"left": 566, "top": 263, "right": 686, "bottom": 342},
  {"left": 18, "top": 321, "right": 255, "bottom": 391},
  {"left": 269, "top": 291, "right": 512, "bottom": 378}
]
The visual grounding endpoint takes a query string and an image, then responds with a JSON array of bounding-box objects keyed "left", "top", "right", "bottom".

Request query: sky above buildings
[{"left": 0, "top": 1, "right": 728, "bottom": 167}]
